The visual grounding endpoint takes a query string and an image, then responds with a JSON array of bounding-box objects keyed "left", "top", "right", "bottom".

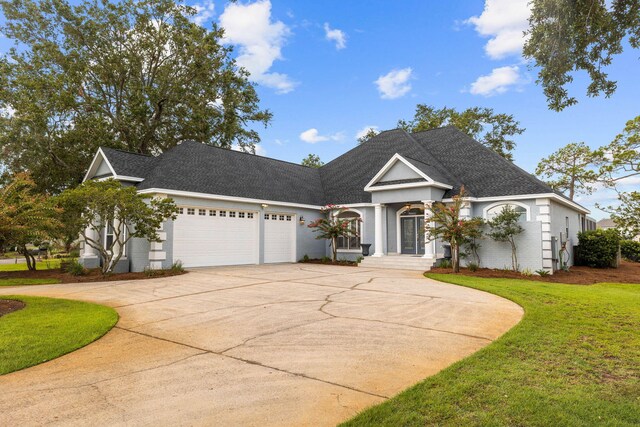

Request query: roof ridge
[
  {"left": 320, "top": 128, "right": 407, "bottom": 169},
  {"left": 180, "top": 140, "right": 319, "bottom": 171},
  {"left": 100, "top": 146, "right": 154, "bottom": 157}
]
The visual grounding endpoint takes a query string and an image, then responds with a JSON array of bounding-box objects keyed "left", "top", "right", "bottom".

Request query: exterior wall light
[{"left": 299, "top": 216, "right": 305, "bottom": 225}]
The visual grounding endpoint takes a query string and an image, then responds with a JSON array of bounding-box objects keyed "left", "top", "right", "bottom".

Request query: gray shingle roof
[
  {"left": 135, "top": 141, "right": 325, "bottom": 206},
  {"left": 101, "top": 147, "right": 157, "bottom": 178},
  {"left": 98, "top": 126, "right": 582, "bottom": 209}
]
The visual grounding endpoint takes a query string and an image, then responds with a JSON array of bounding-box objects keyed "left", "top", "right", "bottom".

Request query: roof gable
[{"left": 364, "top": 153, "right": 452, "bottom": 192}]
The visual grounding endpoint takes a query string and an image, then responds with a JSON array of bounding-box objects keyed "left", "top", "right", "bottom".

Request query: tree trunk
[
  {"left": 510, "top": 239, "right": 519, "bottom": 271},
  {"left": 452, "top": 242, "right": 460, "bottom": 273},
  {"left": 20, "top": 246, "right": 36, "bottom": 271}
]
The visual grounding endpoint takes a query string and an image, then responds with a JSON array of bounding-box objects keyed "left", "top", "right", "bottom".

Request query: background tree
[
  {"left": 58, "top": 179, "right": 178, "bottom": 274},
  {"left": 301, "top": 154, "right": 324, "bottom": 168},
  {"left": 608, "top": 191, "right": 640, "bottom": 239},
  {"left": 397, "top": 104, "right": 525, "bottom": 160},
  {"left": 426, "top": 188, "right": 484, "bottom": 273},
  {"left": 357, "top": 128, "right": 380, "bottom": 144},
  {"left": 0, "top": 173, "right": 61, "bottom": 270},
  {"left": 487, "top": 206, "right": 525, "bottom": 271},
  {"left": 535, "top": 142, "right": 603, "bottom": 200},
  {"left": 307, "top": 205, "right": 360, "bottom": 263},
  {"left": 600, "top": 115, "right": 640, "bottom": 185},
  {"left": 524, "top": 0, "right": 640, "bottom": 111},
  {"left": 0, "top": 0, "right": 271, "bottom": 193}
]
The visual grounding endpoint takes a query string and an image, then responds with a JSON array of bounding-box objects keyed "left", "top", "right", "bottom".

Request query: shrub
[
  {"left": 438, "top": 259, "right": 452, "bottom": 269},
  {"left": 577, "top": 229, "right": 620, "bottom": 268},
  {"left": 321, "top": 256, "right": 331, "bottom": 263},
  {"left": 536, "top": 269, "right": 550, "bottom": 277},
  {"left": 302, "top": 254, "right": 310, "bottom": 262},
  {"left": 467, "top": 262, "right": 479, "bottom": 272},
  {"left": 521, "top": 268, "right": 533, "bottom": 277},
  {"left": 63, "top": 259, "right": 87, "bottom": 276},
  {"left": 170, "top": 260, "right": 184, "bottom": 273},
  {"left": 356, "top": 256, "right": 364, "bottom": 263},
  {"left": 621, "top": 240, "right": 640, "bottom": 262}
]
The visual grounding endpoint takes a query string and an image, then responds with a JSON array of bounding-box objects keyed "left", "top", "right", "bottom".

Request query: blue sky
[{"left": 1, "top": 0, "right": 638, "bottom": 217}]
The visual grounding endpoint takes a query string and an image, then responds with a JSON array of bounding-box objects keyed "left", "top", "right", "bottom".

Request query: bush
[
  {"left": 467, "top": 262, "right": 479, "bottom": 272},
  {"left": 577, "top": 229, "right": 620, "bottom": 268},
  {"left": 621, "top": 240, "right": 640, "bottom": 262},
  {"left": 170, "top": 260, "right": 184, "bottom": 273},
  {"left": 536, "top": 269, "right": 550, "bottom": 277},
  {"left": 438, "top": 259, "right": 452, "bottom": 269},
  {"left": 63, "top": 259, "right": 87, "bottom": 276}
]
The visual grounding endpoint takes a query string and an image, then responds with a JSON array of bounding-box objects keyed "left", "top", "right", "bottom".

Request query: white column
[
  {"left": 372, "top": 204, "right": 384, "bottom": 257},
  {"left": 82, "top": 225, "right": 99, "bottom": 259},
  {"left": 422, "top": 201, "right": 435, "bottom": 258}
]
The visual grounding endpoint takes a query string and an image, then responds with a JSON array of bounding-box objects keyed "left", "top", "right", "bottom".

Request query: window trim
[
  {"left": 104, "top": 218, "right": 126, "bottom": 257},
  {"left": 482, "top": 201, "right": 531, "bottom": 222},
  {"left": 334, "top": 209, "right": 363, "bottom": 251}
]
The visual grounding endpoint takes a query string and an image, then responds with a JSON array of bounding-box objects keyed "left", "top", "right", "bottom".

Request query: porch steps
[{"left": 359, "top": 256, "right": 435, "bottom": 272}]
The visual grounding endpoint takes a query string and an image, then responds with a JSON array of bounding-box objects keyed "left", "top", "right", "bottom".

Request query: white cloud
[
  {"left": 355, "top": 125, "right": 379, "bottom": 140},
  {"left": 469, "top": 65, "right": 521, "bottom": 96},
  {"left": 191, "top": 0, "right": 215, "bottom": 27},
  {"left": 466, "top": 0, "right": 531, "bottom": 59},
  {"left": 219, "top": 0, "right": 296, "bottom": 94},
  {"left": 300, "top": 128, "right": 344, "bottom": 144},
  {"left": 374, "top": 68, "right": 413, "bottom": 99},
  {"left": 323, "top": 23, "right": 346, "bottom": 50}
]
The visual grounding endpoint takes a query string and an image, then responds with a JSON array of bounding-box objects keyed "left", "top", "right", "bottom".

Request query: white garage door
[
  {"left": 173, "top": 207, "right": 258, "bottom": 268},
  {"left": 264, "top": 213, "right": 296, "bottom": 263}
]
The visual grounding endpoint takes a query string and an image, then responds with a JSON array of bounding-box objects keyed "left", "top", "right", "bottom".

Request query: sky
[{"left": 1, "top": 0, "right": 639, "bottom": 218}]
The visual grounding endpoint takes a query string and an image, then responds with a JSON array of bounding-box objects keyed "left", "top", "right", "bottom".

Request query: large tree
[
  {"left": 397, "top": 105, "right": 525, "bottom": 160},
  {"left": 0, "top": 0, "right": 271, "bottom": 193},
  {"left": 535, "top": 142, "right": 603, "bottom": 200},
  {"left": 524, "top": 0, "right": 640, "bottom": 111},
  {"left": 301, "top": 154, "right": 324, "bottom": 168}
]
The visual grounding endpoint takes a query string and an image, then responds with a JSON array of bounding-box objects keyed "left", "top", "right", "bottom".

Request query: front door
[{"left": 401, "top": 216, "right": 425, "bottom": 255}]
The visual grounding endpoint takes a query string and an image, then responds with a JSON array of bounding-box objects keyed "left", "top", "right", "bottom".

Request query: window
[
  {"left": 271, "top": 214, "right": 277, "bottom": 220},
  {"left": 239, "top": 212, "right": 245, "bottom": 218},
  {"left": 177, "top": 207, "right": 184, "bottom": 214},
  {"left": 229, "top": 211, "right": 236, "bottom": 218},
  {"left": 264, "top": 213, "right": 269, "bottom": 220},
  {"left": 220, "top": 210, "right": 226, "bottom": 217},
  {"left": 104, "top": 219, "right": 125, "bottom": 256},
  {"left": 210, "top": 210, "right": 216, "bottom": 216},
  {"left": 336, "top": 211, "right": 361, "bottom": 250},
  {"left": 187, "top": 208, "right": 195, "bottom": 215},
  {"left": 199, "top": 209, "right": 206, "bottom": 216},
  {"left": 279, "top": 215, "right": 285, "bottom": 221},
  {"left": 484, "top": 203, "right": 527, "bottom": 221},
  {"left": 248, "top": 213, "right": 254, "bottom": 219},
  {"left": 566, "top": 216, "right": 570, "bottom": 238},
  {"left": 286, "top": 215, "right": 292, "bottom": 221}
]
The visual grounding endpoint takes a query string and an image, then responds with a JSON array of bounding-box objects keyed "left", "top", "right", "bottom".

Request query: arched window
[
  {"left": 336, "top": 211, "right": 361, "bottom": 250},
  {"left": 484, "top": 203, "right": 528, "bottom": 222}
]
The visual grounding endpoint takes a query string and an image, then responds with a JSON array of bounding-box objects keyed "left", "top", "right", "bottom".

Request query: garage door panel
[
  {"left": 174, "top": 210, "right": 258, "bottom": 268},
  {"left": 264, "top": 213, "right": 295, "bottom": 263}
]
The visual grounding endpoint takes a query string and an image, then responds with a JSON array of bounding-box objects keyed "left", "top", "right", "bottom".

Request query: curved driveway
[{"left": 0, "top": 264, "right": 522, "bottom": 426}]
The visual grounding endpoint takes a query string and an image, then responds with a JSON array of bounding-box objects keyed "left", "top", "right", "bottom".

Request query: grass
[
  {"left": 0, "top": 278, "right": 61, "bottom": 286},
  {"left": 0, "top": 258, "right": 62, "bottom": 272},
  {"left": 343, "top": 275, "right": 640, "bottom": 426},
  {"left": 0, "top": 296, "right": 118, "bottom": 375}
]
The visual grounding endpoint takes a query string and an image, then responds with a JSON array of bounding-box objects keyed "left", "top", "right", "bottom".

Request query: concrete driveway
[{"left": 0, "top": 264, "right": 522, "bottom": 426}]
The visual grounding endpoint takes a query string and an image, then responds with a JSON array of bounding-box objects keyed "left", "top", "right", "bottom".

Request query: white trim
[
  {"left": 482, "top": 200, "right": 532, "bottom": 221},
  {"left": 363, "top": 153, "right": 453, "bottom": 192},
  {"left": 333, "top": 207, "right": 364, "bottom": 251},
  {"left": 83, "top": 148, "right": 145, "bottom": 183},
  {"left": 138, "top": 188, "right": 324, "bottom": 210},
  {"left": 442, "top": 193, "right": 589, "bottom": 214}
]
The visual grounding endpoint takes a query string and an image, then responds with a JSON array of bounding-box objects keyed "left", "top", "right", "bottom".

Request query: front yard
[
  {"left": 344, "top": 274, "right": 640, "bottom": 426},
  {"left": 0, "top": 296, "right": 118, "bottom": 375}
]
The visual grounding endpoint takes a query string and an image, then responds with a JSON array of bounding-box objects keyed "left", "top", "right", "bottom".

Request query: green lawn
[
  {"left": 343, "top": 275, "right": 640, "bottom": 426},
  {"left": 0, "top": 296, "right": 118, "bottom": 375},
  {"left": 0, "top": 278, "right": 61, "bottom": 286},
  {"left": 0, "top": 259, "right": 62, "bottom": 272}
]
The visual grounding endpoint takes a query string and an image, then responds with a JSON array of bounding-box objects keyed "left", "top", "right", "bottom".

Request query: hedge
[
  {"left": 621, "top": 240, "right": 640, "bottom": 262},
  {"left": 576, "top": 229, "right": 620, "bottom": 268}
]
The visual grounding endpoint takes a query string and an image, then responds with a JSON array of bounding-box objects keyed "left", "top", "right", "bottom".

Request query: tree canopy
[
  {"left": 524, "top": 0, "right": 640, "bottom": 111},
  {"left": 301, "top": 154, "right": 324, "bottom": 168},
  {"left": 0, "top": 0, "right": 271, "bottom": 192},
  {"left": 535, "top": 142, "right": 603, "bottom": 200},
  {"left": 397, "top": 105, "right": 525, "bottom": 160}
]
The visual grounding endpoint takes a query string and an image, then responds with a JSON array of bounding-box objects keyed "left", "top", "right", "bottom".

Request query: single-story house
[{"left": 80, "top": 126, "right": 589, "bottom": 273}]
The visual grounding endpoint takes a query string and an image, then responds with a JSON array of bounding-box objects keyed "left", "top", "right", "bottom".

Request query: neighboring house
[
  {"left": 596, "top": 218, "right": 616, "bottom": 230},
  {"left": 80, "top": 126, "right": 589, "bottom": 273}
]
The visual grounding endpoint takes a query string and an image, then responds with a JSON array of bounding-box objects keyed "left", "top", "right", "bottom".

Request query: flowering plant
[{"left": 308, "top": 205, "right": 360, "bottom": 262}]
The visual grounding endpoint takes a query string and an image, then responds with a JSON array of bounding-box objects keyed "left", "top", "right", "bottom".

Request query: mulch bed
[
  {"left": 0, "top": 299, "right": 26, "bottom": 317},
  {"left": 0, "top": 268, "right": 186, "bottom": 284},
  {"left": 299, "top": 259, "right": 358, "bottom": 267},
  {"left": 430, "top": 260, "right": 640, "bottom": 285}
]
